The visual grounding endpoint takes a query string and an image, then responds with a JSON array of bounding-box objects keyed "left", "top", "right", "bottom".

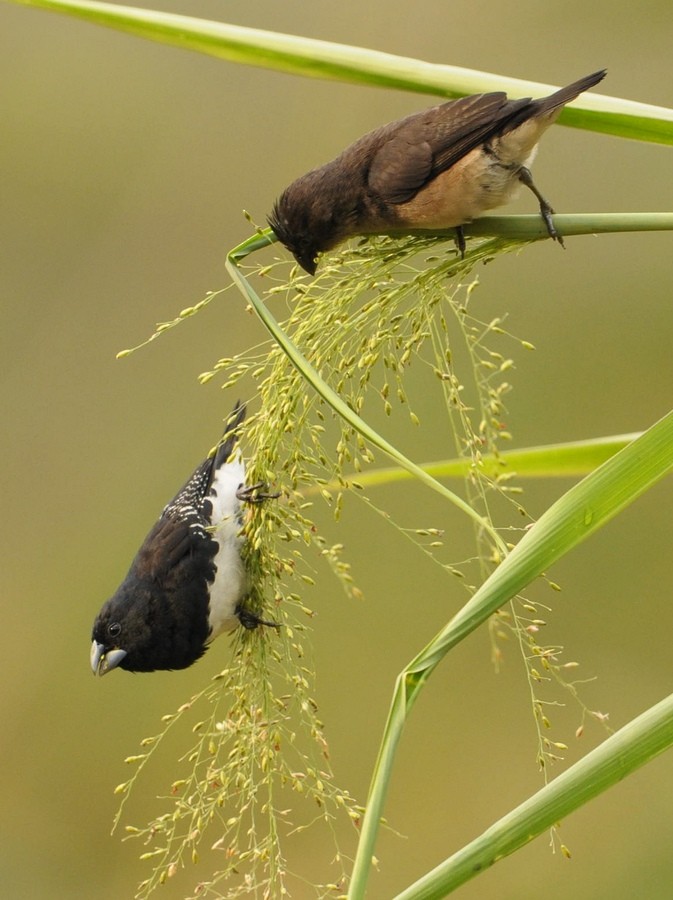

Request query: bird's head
[
  {"left": 91, "top": 579, "right": 211, "bottom": 675},
  {"left": 268, "top": 195, "right": 320, "bottom": 275},
  {"left": 269, "top": 171, "right": 354, "bottom": 276},
  {"left": 90, "top": 592, "right": 151, "bottom": 675}
]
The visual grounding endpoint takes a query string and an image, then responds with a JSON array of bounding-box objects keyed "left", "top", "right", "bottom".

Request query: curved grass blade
[
  {"left": 336, "top": 433, "right": 642, "bottom": 489},
  {"left": 8, "top": 0, "right": 673, "bottom": 143}
]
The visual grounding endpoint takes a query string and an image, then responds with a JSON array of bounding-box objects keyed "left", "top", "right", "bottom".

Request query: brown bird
[{"left": 269, "top": 70, "right": 605, "bottom": 274}]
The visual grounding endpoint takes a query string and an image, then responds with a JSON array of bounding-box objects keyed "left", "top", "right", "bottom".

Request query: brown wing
[{"left": 367, "top": 92, "right": 533, "bottom": 204}]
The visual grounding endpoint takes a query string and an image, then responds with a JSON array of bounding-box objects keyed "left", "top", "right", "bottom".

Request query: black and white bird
[{"left": 90, "top": 402, "right": 275, "bottom": 676}]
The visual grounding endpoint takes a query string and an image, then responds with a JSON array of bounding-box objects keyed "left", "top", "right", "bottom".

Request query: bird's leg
[
  {"left": 236, "top": 482, "right": 281, "bottom": 505},
  {"left": 517, "top": 166, "right": 565, "bottom": 248},
  {"left": 455, "top": 225, "right": 466, "bottom": 259},
  {"left": 236, "top": 605, "right": 280, "bottom": 631}
]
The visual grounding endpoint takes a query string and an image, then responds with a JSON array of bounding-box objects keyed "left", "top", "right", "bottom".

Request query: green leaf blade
[
  {"left": 9, "top": 0, "right": 673, "bottom": 143},
  {"left": 394, "top": 692, "right": 673, "bottom": 899}
]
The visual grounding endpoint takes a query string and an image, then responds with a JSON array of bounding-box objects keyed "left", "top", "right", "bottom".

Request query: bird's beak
[
  {"left": 298, "top": 253, "right": 317, "bottom": 276},
  {"left": 90, "top": 640, "right": 127, "bottom": 676}
]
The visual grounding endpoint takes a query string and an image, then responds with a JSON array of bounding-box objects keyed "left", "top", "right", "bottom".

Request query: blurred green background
[{"left": 3, "top": 1, "right": 673, "bottom": 897}]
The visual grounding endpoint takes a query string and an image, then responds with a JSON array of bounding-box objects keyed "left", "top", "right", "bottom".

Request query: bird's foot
[
  {"left": 236, "top": 482, "right": 281, "bottom": 505},
  {"left": 518, "top": 166, "right": 565, "bottom": 248},
  {"left": 236, "top": 605, "right": 280, "bottom": 631},
  {"left": 455, "top": 225, "right": 466, "bottom": 259}
]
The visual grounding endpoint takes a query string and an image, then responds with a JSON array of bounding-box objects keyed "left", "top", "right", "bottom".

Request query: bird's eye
[{"left": 108, "top": 622, "right": 122, "bottom": 638}]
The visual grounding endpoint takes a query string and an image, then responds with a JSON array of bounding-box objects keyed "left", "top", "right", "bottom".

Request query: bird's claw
[
  {"left": 538, "top": 200, "right": 565, "bottom": 248},
  {"left": 455, "top": 225, "right": 466, "bottom": 259},
  {"left": 237, "top": 605, "right": 280, "bottom": 631},
  {"left": 236, "top": 482, "right": 281, "bottom": 505},
  {"left": 518, "top": 166, "right": 565, "bottom": 248}
]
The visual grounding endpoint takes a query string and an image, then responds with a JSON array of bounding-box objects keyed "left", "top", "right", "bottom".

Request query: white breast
[{"left": 207, "top": 451, "right": 247, "bottom": 638}]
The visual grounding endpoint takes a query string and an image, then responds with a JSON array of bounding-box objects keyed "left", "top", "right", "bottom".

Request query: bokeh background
[{"left": 3, "top": 1, "right": 673, "bottom": 897}]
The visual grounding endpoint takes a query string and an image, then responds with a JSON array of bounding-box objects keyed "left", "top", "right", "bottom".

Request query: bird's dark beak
[
  {"left": 298, "top": 253, "right": 317, "bottom": 276},
  {"left": 90, "top": 640, "right": 127, "bottom": 676}
]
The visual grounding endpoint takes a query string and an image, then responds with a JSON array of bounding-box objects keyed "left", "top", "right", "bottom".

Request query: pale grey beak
[{"left": 90, "top": 640, "right": 127, "bottom": 676}]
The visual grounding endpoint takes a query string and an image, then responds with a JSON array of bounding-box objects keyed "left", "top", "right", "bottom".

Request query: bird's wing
[
  {"left": 123, "top": 458, "right": 217, "bottom": 583},
  {"left": 368, "top": 92, "right": 533, "bottom": 204},
  {"left": 125, "top": 401, "right": 247, "bottom": 583},
  {"left": 131, "top": 515, "right": 203, "bottom": 582},
  {"left": 161, "top": 402, "right": 246, "bottom": 521}
]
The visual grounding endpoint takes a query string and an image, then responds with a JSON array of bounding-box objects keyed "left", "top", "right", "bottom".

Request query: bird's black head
[
  {"left": 90, "top": 577, "right": 211, "bottom": 675},
  {"left": 90, "top": 604, "right": 130, "bottom": 675},
  {"left": 91, "top": 588, "right": 161, "bottom": 675}
]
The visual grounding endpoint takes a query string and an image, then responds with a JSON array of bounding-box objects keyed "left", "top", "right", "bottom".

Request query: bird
[
  {"left": 268, "top": 70, "right": 606, "bottom": 275},
  {"left": 90, "top": 402, "right": 277, "bottom": 676}
]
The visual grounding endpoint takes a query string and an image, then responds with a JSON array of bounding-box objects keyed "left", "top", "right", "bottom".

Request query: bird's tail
[
  {"left": 534, "top": 69, "right": 606, "bottom": 116},
  {"left": 213, "top": 401, "right": 247, "bottom": 469}
]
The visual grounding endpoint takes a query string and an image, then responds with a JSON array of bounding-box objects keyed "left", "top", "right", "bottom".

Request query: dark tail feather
[
  {"left": 213, "top": 401, "right": 247, "bottom": 470},
  {"left": 535, "top": 69, "right": 606, "bottom": 115}
]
